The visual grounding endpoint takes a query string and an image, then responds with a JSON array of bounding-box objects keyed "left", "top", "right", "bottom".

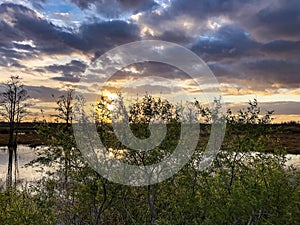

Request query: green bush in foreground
[{"left": 0, "top": 190, "right": 56, "bottom": 225}]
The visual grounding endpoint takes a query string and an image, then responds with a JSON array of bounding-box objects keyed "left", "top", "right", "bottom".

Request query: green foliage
[
  {"left": 2, "top": 94, "right": 300, "bottom": 224},
  {"left": 0, "top": 190, "right": 56, "bottom": 225}
]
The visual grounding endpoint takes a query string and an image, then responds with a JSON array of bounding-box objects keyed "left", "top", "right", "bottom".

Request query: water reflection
[
  {"left": 0, "top": 145, "right": 299, "bottom": 183},
  {"left": 0, "top": 145, "right": 47, "bottom": 184}
]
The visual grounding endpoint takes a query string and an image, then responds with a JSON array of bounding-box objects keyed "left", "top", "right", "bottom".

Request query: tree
[
  {"left": 52, "top": 89, "right": 74, "bottom": 125},
  {"left": 0, "top": 76, "right": 29, "bottom": 189},
  {"left": 29, "top": 90, "right": 122, "bottom": 224},
  {"left": 36, "top": 89, "right": 75, "bottom": 186}
]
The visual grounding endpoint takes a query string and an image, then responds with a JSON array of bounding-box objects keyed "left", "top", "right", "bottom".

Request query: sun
[
  {"left": 103, "top": 91, "right": 118, "bottom": 111},
  {"left": 106, "top": 92, "right": 118, "bottom": 100},
  {"left": 94, "top": 91, "right": 120, "bottom": 123}
]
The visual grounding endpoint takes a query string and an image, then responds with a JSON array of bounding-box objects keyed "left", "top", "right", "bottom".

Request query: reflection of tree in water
[{"left": 0, "top": 76, "right": 30, "bottom": 189}]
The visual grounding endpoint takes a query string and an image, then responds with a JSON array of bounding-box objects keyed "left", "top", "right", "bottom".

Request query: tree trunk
[
  {"left": 147, "top": 185, "right": 157, "bottom": 225},
  {"left": 14, "top": 146, "right": 19, "bottom": 187},
  {"left": 6, "top": 146, "right": 13, "bottom": 189},
  {"left": 7, "top": 122, "right": 17, "bottom": 189}
]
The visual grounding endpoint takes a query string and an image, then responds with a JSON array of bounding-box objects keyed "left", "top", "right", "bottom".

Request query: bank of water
[{"left": 0, "top": 145, "right": 300, "bottom": 184}]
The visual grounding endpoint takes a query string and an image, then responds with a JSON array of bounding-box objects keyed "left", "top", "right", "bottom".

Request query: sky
[{"left": 0, "top": 0, "right": 299, "bottom": 122}]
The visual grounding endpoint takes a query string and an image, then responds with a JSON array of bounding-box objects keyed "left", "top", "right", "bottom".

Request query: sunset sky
[{"left": 0, "top": 0, "right": 299, "bottom": 122}]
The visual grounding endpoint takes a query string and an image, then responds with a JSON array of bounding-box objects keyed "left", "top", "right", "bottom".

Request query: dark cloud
[
  {"left": 0, "top": 1, "right": 300, "bottom": 102},
  {"left": 170, "top": 0, "right": 258, "bottom": 18},
  {"left": 140, "top": 0, "right": 300, "bottom": 43},
  {"left": 79, "top": 20, "right": 140, "bottom": 53},
  {"left": 0, "top": 4, "right": 39, "bottom": 64},
  {"left": 0, "top": 3, "right": 79, "bottom": 56},
  {"left": 0, "top": 46, "right": 31, "bottom": 61},
  {"left": 40, "top": 60, "right": 87, "bottom": 83},
  {"left": 140, "top": 0, "right": 261, "bottom": 31},
  {"left": 245, "top": 0, "right": 300, "bottom": 41},
  {"left": 208, "top": 62, "right": 233, "bottom": 78},
  {"left": 70, "top": 0, "right": 157, "bottom": 18},
  {"left": 0, "top": 18, "right": 21, "bottom": 41},
  {"left": 109, "top": 62, "right": 190, "bottom": 82},
  {"left": 44, "top": 60, "right": 87, "bottom": 74},
  {"left": 191, "top": 25, "right": 260, "bottom": 61},
  {"left": 24, "top": 85, "right": 64, "bottom": 102},
  {"left": 51, "top": 75, "right": 81, "bottom": 83},
  {"left": 261, "top": 40, "right": 300, "bottom": 56},
  {"left": 242, "top": 59, "right": 300, "bottom": 87},
  {"left": 161, "top": 0, "right": 300, "bottom": 41},
  {"left": 69, "top": 0, "right": 95, "bottom": 9},
  {"left": 208, "top": 57, "right": 300, "bottom": 91},
  {"left": 0, "top": 3, "right": 140, "bottom": 57},
  {"left": 157, "top": 30, "right": 193, "bottom": 45}
]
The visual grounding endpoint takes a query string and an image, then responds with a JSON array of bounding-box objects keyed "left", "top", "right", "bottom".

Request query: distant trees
[{"left": 0, "top": 76, "right": 29, "bottom": 189}]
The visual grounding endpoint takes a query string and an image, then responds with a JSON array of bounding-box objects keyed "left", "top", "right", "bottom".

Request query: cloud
[
  {"left": 0, "top": 3, "right": 81, "bottom": 55},
  {"left": 70, "top": 0, "right": 158, "bottom": 18},
  {"left": 51, "top": 75, "right": 81, "bottom": 83},
  {"left": 24, "top": 85, "right": 64, "bottom": 102},
  {"left": 169, "top": 0, "right": 258, "bottom": 19},
  {"left": 209, "top": 58, "right": 300, "bottom": 93},
  {"left": 227, "top": 101, "right": 300, "bottom": 115},
  {"left": 244, "top": 0, "right": 300, "bottom": 41},
  {"left": 139, "top": 0, "right": 300, "bottom": 44},
  {"left": 78, "top": 20, "right": 140, "bottom": 53},
  {"left": 162, "top": 0, "right": 300, "bottom": 42},
  {"left": 0, "top": 0, "right": 300, "bottom": 105},
  {"left": 44, "top": 60, "right": 87, "bottom": 74},
  {"left": 122, "top": 84, "right": 182, "bottom": 96},
  {"left": 156, "top": 30, "right": 193, "bottom": 44},
  {"left": 138, "top": 0, "right": 261, "bottom": 33},
  {"left": 242, "top": 59, "right": 300, "bottom": 87},
  {"left": 191, "top": 25, "right": 260, "bottom": 61},
  {"left": 39, "top": 60, "right": 87, "bottom": 83},
  {"left": 0, "top": 2, "right": 141, "bottom": 76},
  {"left": 0, "top": 3, "right": 140, "bottom": 54},
  {"left": 261, "top": 40, "right": 300, "bottom": 56},
  {"left": 102, "top": 62, "right": 191, "bottom": 84}
]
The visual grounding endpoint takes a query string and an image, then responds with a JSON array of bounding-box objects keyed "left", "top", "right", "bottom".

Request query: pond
[
  {"left": 0, "top": 145, "right": 47, "bottom": 185},
  {"left": 0, "top": 145, "right": 300, "bottom": 184}
]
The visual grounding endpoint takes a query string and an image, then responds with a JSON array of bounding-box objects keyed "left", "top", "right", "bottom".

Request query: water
[
  {"left": 0, "top": 145, "right": 47, "bottom": 185},
  {"left": 0, "top": 145, "right": 300, "bottom": 184},
  {"left": 286, "top": 154, "right": 300, "bottom": 169}
]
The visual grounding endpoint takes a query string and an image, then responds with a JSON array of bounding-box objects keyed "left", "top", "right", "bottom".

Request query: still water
[
  {"left": 0, "top": 145, "right": 47, "bottom": 184},
  {"left": 0, "top": 145, "right": 300, "bottom": 184}
]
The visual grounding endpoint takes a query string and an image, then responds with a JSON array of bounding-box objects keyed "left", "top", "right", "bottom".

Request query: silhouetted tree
[
  {"left": 0, "top": 76, "right": 29, "bottom": 189},
  {"left": 52, "top": 89, "right": 74, "bottom": 126}
]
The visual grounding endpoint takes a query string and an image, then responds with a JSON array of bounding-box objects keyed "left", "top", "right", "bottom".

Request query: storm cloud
[
  {"left": 70, "top": 0, "right": 157, "bottom": 18},
  {"left": 0, "top": 0, "right": 299, "bottom": 120}
]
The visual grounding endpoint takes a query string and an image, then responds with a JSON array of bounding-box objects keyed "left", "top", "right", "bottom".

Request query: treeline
[{"left": 0, "top": 89, "right": 299, "bottom": 224}]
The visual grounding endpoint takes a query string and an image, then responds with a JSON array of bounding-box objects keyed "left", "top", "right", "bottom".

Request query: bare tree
[
  {"left": 0, "top": 76, "right": 29, "bottom": 189},
  {"left": 52, "top": 89, "right": 74, "bottom": 126}
]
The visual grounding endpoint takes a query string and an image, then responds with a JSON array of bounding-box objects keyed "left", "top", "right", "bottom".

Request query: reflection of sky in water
[
  {"left": 0, "top": 146, "right": 300, "bottom": 184},
  {"left": 0, "top": 145, "right": 50, "bottom": 184},
  {"left": 286, "top": 155, "right": 300, "bottom": 169}
]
